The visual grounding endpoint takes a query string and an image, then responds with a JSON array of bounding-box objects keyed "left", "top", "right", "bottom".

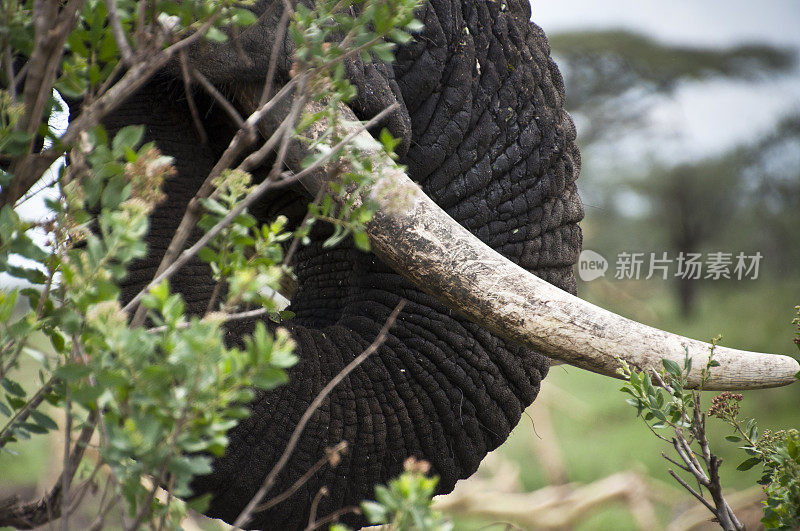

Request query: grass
[{"left": 447, "top": 277, "right": 800, "bottom": 529}]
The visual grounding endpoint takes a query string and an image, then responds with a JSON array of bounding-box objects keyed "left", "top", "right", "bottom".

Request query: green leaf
[
  {"left": 111, "top": 125, "right": 144, "bottom": 158},
  {"left": 30, "top": 410, "right": 59, "bottom": 431},
  {"left": 187, "top": 493, "right": 213, "bottom": 513},
  {"left": 662, "top": 359, "right": 681, "bottom": 378},
  {"left": 1, "top": 378, "right": 26, "bottom": 397},
  {"left": 725, "top": 435, "right": 742, "bottom": 443},
  {"left": 737, "top": 457, "right": 761, "bottom": 471},
  {"left": 353, "top": 230, "right": 370, "bottom": 252},
  {"left": 55, "top": 363, "right": 93, "bottom": 381},
  {"left": 0, "top": 289, "right": 19, "bottom": 322},
  {"left": 230, "top": 7, "right": 257, "bottom": 26},
  {"left": 205, "top": 26, "right": 228, "bottom": 43}
]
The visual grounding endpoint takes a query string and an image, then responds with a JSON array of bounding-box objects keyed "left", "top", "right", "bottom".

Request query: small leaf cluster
[
  {"left": 709, "top": 354, "right": 799, "bottom": 527},
  {"left": 198, "top": 169, "right": 293, "bottom": 315},
  {"left": 290, "top": 0, "right": 422, "bottom": 253},
  {"left": 618, "top": 355, "right": 697, "bottom": 429},
  {"left": 759, "top": 429, "right": 800, "bottom": 529},
  {"left": 64, "top": 279, "right": 296, "bottom": 520},
  {"left": 358, "top": 457, "right": 452, "bottom": 531},
  {"left": 722, "top": 418, "right": 800, "bottom": 529}
]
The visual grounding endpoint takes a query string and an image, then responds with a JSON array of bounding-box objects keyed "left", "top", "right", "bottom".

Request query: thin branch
[
  {"left": 232, "top": 300, "right": 406, "bottom": 528},
  {"left": 191, "top": 68, "right": 244, "bottom": 128},
  {"left": 306, "top": 487, "right": 328, "bottom": 530},
  {"left": 1, "top": 8, "right": 223, "bottom": 208},
  {"left": 123, "top": 81, "right": 308, "bottom": 317},
  {"left": 3, "top": 46, "right": 16, "bottom": 101},
  {"left": 666, "top": 469, "right": 716, "bottom": 514},
  {"left": 179, "top": 50, "right": 208, "bottom": 145},
  {"left": 661, "top": 452, "right": 692, "bottom": 474},
  {"left": 126, "top": 74, "right": 304, "bottom": 324},
  {"left": 256, "top": 441, "right": 348, "bottom": 513},
  {"left": 129, "top": 92, "right": 398, "bottom": 319},
  {"left": 60, "top": 389, "right": 72, "bottom": 531},
  {"left": 270, "top": 102, "right": 399, "bottom": 184},
  {"left": 103, "top": 0, "right": 134, "bottom": 64},
  {"left": 260, "top": 0, "right": 293, "bottom": 106},
  {"left": 0, "top": 376, "right": 57, "bottom": 447},
  {"left": 304, "top": 506, "right": 360, "bottom": 531}
]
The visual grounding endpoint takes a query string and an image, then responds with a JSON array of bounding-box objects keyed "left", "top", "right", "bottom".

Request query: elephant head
[{"left": 72, "top": 0, "right": 798, "bottom": 529}]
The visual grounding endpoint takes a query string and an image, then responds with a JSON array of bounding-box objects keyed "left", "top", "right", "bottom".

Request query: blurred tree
[
  {"left": 549, "top": 30, "right": 798, "bottom": 315},
  {"left": 550, "top": 30, "right": 795, "bottom": 145},
  {"left": 632, "top": 154, "right": 746, "bottom": 315},
  {"left": 739, "top": 114, "right": 800, "bottom": 276}
]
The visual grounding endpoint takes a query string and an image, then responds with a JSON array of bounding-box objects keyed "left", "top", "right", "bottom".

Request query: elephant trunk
[{"left": 238, "top": 86, "right": 800, "bottom": 391}]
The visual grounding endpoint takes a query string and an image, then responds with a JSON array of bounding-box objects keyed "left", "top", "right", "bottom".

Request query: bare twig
[
  {"left": 191, "top": 68, "right": 244, "bottom": 128},
  {"left": 306, "top": 487, "right": 328, "bottom": 530},
  {"left": 3, "top": 46, "right": 16, "bottom": 101},
  {"left": 60, "top": 390, "right": 72, "bottom": 531},
  {"left": 305, "top": 504, "right": 359, "bottom": 531},
  {"left": 232, "top": 299, "right": 406, "bottom": 528},
  {"left": 260, "top": 0, "right": 294, "bottom": 106},
  {"left": 103, "top": 0, "right": 134, "bottom": 64},
  {"left": 256, "top": 441, "right": 348, "bottom": 513},
  {"left": 179, "top": 50, "right": 208, "bottom": 145}
]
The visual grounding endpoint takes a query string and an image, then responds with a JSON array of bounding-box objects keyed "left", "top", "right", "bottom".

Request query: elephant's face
[{"left": 101, "top": 0, "right": 582, "bottom": 528}]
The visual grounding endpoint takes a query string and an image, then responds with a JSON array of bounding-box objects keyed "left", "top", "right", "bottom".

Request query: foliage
[
  {"left": 710, "top": 392, "right": 800, "bottom": 529},
  {"left": 552, "top": 29, "right": 800, "bottom": 317},
  {"left": 358, "top": 457, "right": 453, "bottom": 531},
  {"left": 289, "top": 0, "right": 421, "bottom": 252},
  {"left": 619, "top": 315, "right": 800, "bottom": 530},
  {"left": 0, "top": 0, "right": 425, "bottom": 528}
]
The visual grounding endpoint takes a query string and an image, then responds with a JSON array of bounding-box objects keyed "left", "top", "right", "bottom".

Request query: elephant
[{"left": 65, "top": 0, "right": 799, "bottom": 529}]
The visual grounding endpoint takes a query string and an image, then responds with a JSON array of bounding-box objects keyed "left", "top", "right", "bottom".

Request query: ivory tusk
[{"left": 236, "top": 87, "right": 800, "bottom": 391}]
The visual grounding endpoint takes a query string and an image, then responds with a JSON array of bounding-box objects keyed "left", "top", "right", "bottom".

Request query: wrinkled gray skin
[{"left": 73, "top": 0, "right": 584, "bottom": 528}]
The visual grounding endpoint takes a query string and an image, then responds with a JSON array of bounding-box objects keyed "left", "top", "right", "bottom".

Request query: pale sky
[
  {"left": 532, "top": 0, "right": 800, "bottom": 48},
  {"left": 531, "top": 0, "right": 800, "bottom": 162}
]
